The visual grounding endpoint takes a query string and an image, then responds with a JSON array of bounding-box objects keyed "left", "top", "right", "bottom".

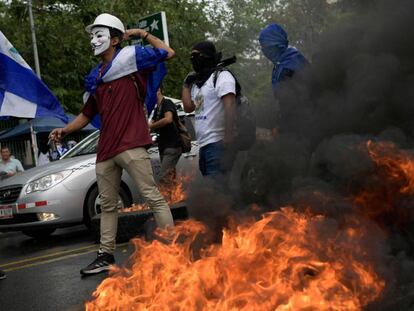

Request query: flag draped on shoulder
[
  {"left": 83, "top": 45, "right": 168, "bottom": 128},
  {"left": 0, "top": 31, "right": 68, "bottom": 122}
]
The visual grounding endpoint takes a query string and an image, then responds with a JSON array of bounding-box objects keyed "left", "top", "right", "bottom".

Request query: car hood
[{"left": 0, "top": 154, "right": 96, "bottom": 187}]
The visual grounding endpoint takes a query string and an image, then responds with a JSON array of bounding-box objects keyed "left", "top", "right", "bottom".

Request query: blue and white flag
[
  {"left": 84, "top": 45, "right": 167, "bottom": 128},
  {"left": 0, "top": 31, "right": 68, "bottom": 122}
]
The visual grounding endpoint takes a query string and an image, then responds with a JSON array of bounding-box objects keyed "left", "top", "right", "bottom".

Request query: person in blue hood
[{"left": 259, "top": 23, "right": 309, "bottom": 93}]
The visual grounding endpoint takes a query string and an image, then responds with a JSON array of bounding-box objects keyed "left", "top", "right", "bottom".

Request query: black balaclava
[{"left": 191, "top": 41, "right": 221, "bottom": 87}]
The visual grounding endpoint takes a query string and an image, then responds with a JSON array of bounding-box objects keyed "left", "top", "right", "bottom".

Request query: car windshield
[{"left": 61, "top": 130, "right": 99, "bottom": 159}]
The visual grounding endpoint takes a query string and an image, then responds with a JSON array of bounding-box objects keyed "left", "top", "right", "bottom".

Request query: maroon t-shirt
[{"left": 82, "top": 70, "right": 153, "bottom": 163}]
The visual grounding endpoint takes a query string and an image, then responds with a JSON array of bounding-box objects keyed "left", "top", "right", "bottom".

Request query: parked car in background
[
  {"left": 0, "top": 101, "right": 200, "bottom": 239},
  {"left": 0, "top": 96, "right": 270, "bottom": 240}
]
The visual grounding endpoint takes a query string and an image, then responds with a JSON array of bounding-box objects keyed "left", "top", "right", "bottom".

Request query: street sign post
[{"left": 129, "top": 11, "right": 169, "bottom": 46}]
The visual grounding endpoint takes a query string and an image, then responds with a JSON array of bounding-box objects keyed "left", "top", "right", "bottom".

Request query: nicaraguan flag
[
  {"left": 84, "top": 45, "right": 167, "bottom": 128},
  {"left": 0, "top": 31, "right": 68, "bottom": 122}
]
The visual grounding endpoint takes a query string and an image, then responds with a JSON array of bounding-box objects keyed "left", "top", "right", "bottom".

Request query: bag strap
[
  {"left": 176, "top": 118, "right": 189, "bottom": 134},
  {"left": 212, "top": 68, "right": 242, "bottom": 96},
  {"left": 155, "top": 98, "right": 164, "bottom": 121}
]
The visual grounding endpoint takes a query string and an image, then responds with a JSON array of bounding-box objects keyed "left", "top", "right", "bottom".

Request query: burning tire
[
  {"left": 240, "top": 161, "right": 270, "bottom": 203},
  {"left": 90, "top": 202, "right": 188, "bottom": 243}
]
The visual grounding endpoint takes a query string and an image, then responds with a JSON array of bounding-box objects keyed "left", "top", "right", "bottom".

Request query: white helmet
[{"left": 85, "top": 13, "right": 125, "bottom": 34}]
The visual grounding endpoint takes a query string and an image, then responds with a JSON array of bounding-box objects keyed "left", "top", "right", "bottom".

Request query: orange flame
[
  {"left": 86, "top": 208, "right": 384, "bottom": 311},
  {"left": 352, "top": 141, "right": 414, "bottom": 224},
  {"left": 159, "top": 175, "right": 190, "bottom": 205},
  {"left": 366, "top": 140, "right": 414, "bottom": 195},
  {"left": 120, "top": 175, "right": 190, "bottom": 213}
]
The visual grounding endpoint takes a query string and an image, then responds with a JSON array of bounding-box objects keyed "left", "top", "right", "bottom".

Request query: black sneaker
[
  {"left": 0, "top": 270, "right": 6, "bottom": 280},
  {"left": 80, "top": 251, "right": 115, "bottom": 275}
]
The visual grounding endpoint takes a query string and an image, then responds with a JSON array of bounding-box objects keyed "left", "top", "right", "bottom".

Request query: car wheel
[
  {"left": 85, "top": 185, "right": 132, "bottom": 241},
  {"left": 240, "top": 161, "right": 270, "bottom": 203},
  {"left": 22, "top": 228, "right": 56, "bottom": 240}
]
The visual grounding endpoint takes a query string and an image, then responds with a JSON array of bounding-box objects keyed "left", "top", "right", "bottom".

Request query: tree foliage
[
  {"left": 0, "top": 0, "right": 214, "bottom": 113},
  {"left": 0, "top": 0, "right": 359, "bottom": 114}
]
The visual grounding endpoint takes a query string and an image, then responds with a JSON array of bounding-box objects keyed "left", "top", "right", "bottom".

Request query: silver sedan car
[{"left": 0, "top": 114, "right": 199, "bottom": 239}]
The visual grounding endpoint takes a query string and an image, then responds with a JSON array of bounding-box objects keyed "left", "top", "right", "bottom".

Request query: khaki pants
[{"left": 96, "top": 147, "right": 174, "bottom": 254}]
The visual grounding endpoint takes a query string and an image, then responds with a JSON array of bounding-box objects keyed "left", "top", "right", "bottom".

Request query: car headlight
[{"left": 26, "top": 170, "right": 73, "bottom": 194}]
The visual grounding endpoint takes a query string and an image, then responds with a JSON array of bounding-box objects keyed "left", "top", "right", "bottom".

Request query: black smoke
[
  {"left": 277, "top": 0, "right": 414, "bottom": 146},
  {"left": 251, "top": 0, "right": 414, "bottom": 309},
  {"left": 248, "top": 0, "right": 414, "bottom": 207},
  {"left": 184, "top": 0, "right": 414, "bottom": 309}
]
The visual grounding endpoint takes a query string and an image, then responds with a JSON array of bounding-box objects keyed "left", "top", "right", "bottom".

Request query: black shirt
[{"left": 152, "top": 98, "right": 181, "bottom": 152}]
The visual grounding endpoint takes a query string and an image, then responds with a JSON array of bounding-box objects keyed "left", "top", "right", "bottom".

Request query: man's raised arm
[{"left": 123, "top": 29, "right": 175, "bottom": 59}]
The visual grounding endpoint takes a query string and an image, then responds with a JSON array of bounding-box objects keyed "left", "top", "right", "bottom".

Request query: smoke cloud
[
  {"left": 248, "top": 0, "right": 414, "bottom": 309},
  {"left": 186, "top": 0, "right": 414, "bottom": 309},
  {"left": 277, "top": 0, "right": 414, "bottom": 146}
]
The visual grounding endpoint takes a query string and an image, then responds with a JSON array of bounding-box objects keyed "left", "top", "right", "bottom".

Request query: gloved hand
[{"left": 183, "top": 72, "right": 197, "bottom": 88}]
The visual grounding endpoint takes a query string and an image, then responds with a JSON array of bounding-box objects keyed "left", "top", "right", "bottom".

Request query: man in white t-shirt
[
  {"left": 182, "top": 41, "right": 236, "bottom": 177},
  {"left": 0, "top": 146, "right": 24, "bottom": 178}
]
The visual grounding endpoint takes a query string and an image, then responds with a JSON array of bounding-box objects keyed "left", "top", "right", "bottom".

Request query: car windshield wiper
[{"left": 69, "top": 151, "right": 96, "bottom": 157}]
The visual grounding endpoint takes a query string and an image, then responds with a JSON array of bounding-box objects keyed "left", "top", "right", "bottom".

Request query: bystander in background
[
  {"left": 150, "top": 88, "right": 182, "bottom": 195},
  {"left": 0, "top": 146, "right": 24, "bottom": 179},
  {"left": 38, "top": 141, "right": 51, "bottom": 166},
  {"left": 67, "top": 140, "right": 77, "bottom": 149}
]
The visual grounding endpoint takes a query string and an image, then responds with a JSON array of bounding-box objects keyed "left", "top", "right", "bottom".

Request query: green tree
[
  {"left": 107, "top": 0, "right": 216, "bottom": 99},
  {"left": 0, "top": 0, "right": 214, "bottom": 113},
  {"left": 0, "top": 0, "right": 360, "bottom": 116}
]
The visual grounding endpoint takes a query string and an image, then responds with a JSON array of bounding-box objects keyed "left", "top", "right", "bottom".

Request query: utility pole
[
  {"left": 27, "top": 0, "right": 40, "bottom": 166},
  {"left": 28, "top": 0, "right": 41, "bottom": 78}
]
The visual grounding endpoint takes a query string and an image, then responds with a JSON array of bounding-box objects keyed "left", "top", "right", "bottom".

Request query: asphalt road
[{"left": 0, "top": 226, "right": 135, "bottom": 311}]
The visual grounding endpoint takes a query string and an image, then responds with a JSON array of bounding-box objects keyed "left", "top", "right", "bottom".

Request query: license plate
[{"left": 0, "top": 205, "right": 13, "bottom": 219}]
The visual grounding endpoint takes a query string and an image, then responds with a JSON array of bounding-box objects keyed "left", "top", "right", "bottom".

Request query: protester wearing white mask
[
  {"left": 90, "top": 27, "right": 112, "bottom": 56},
  {"left": 49, "top": 13, "right": 175, "bottom": 275}
]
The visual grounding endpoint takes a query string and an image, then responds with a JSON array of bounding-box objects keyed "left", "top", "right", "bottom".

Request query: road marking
[
  {"left": 0, "top": 242, "right": 130, "bottom": 270},
  {"left": 4, "top": 249, "right": 99, "bottom": 272},
  {"left": 0, "top": 244, "right": 98, "bottom": 267}
]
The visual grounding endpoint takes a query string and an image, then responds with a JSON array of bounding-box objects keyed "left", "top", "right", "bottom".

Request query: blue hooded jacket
[{"left": 259, "top": 23, "right": 308, "bottom": 91}]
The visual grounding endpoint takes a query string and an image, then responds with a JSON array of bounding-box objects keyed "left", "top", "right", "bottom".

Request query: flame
[
  {"left": 352, "top": 140, "right": 414, "bottom": 224},
  {"left": 120, "top": 203, "right": 149, "bottom": 213},
  {"left": 366, "top": 140, "right": 414, "bottom": 195},
  {"left": 159, "top": 175, "right": 190, "bottom": 205},
  {"left": 120, "top": 175, "right": 190, "bottom": 213},
  {"left": 86, "top": 208, "right": 384, "bottom": 311},
  {"left": 86, "top": 142, "right": 414, "bottom": 310}
]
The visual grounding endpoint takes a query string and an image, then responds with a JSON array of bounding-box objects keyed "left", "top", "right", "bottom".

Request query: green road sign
[{"left": 128, "top": 11, "right": 169, "bottom": 46}]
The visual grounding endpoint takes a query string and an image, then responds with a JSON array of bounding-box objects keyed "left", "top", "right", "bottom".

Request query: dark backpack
[{"left": 213, "top": 68, "right": 256, "bottom": 151}]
